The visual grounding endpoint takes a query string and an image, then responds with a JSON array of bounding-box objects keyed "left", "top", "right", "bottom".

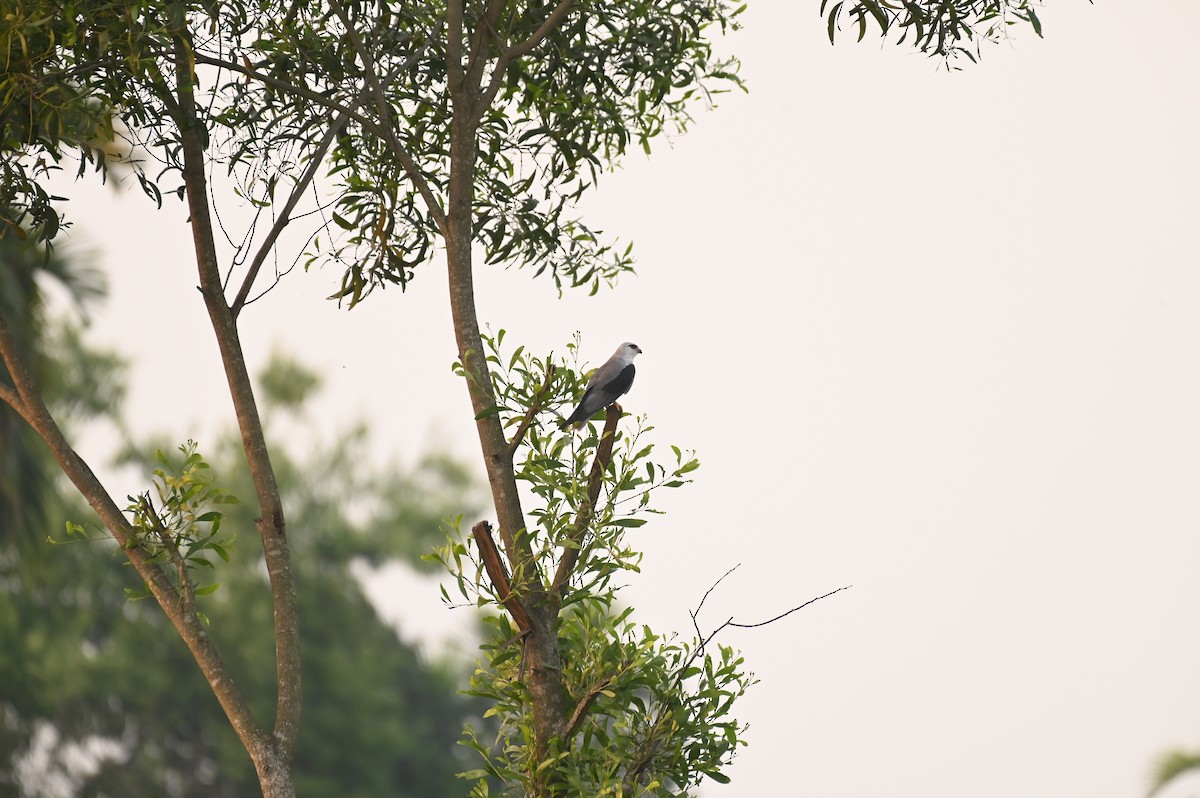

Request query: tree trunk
[{"left": 445, "top": 95, "right": 569, "bottom": 786}]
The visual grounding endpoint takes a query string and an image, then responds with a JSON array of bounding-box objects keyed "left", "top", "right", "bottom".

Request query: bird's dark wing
[
  {"left": 562, "top": 384, "right": 600, "bottom": 426},
  {"left": 606, "top": 363, "right": 635, "bottom": 399},
  {"left": 561, "top": 364, "right": 636, "bottom": 428}
]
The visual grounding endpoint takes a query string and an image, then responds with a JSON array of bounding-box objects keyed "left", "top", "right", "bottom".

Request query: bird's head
[{"left": 613, "top": 342, "right": 642, "bottom": 363}]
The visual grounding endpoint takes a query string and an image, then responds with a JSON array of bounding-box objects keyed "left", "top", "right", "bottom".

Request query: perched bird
[{"left": 560, "top": 342, "right": 643, "bottom": 428}]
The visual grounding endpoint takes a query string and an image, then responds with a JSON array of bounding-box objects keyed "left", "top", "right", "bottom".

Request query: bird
[{"left": 560, "top": 342, "right": 642, "bottom": 428}]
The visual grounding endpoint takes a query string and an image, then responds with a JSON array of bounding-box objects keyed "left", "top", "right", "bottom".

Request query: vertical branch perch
[{"left": 552, "top": 403, "right": 622, "bottom": 597}]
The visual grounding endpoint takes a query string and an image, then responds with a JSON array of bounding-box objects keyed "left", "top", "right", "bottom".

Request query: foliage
[
  {"left": 1149, "top": 748, "right": 1200, "bottom": 797},
  {"left": 0, "top": 0, "right": 976, "bottom": 794},
  {"left": 0, "top": 0, "right": 745, "bottom": 302},
  {"left": 0, "top": 231, "right": 110, "bottom": 543},
  {"left": 2, "top": 339, "right": 483, "bottom": 798},
  {"left": 432, "top": 334, "right": 751, "bottom": 796},
  {"left": 821, "top": 0, "right": 1063, "bottom": 63},
  {"left": 112, "top": 441, "right": 240, "bottom": 603}
]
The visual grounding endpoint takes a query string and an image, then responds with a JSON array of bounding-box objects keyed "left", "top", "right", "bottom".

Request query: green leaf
[
  {"left": 474, "top": 404, "right": 504, "bottom": 419},
  {"left": 827, "top": 2, "right": 843, "bottom": 44},
  {"left": 1027, "top": 6, "right": 1043, "bottom": 37}
]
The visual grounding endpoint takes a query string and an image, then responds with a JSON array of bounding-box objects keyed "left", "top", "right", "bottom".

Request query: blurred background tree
[{"left": 0, "top": 233, "right": 483, "bottom": 798}]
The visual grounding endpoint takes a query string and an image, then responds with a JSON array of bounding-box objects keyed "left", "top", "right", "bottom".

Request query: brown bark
[
  {"left": 173, "top": 35, "right": 300, "bottom": 793},
  {"left": 442, "top": 7, "right": 578, "bottom": 779},
  {"left": 0, "top": 308, "right": 275, "bottom": 792}
]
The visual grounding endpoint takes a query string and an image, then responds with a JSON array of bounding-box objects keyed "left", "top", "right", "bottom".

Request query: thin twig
[
  {"left": 230, "top": 118, "right": 341, "bottom": 319},
  {"left": 727, "top": 585, "right": 852, "bottom": 628},
  {"left": 693, "top": 564, "right": 739, "bottom": 621}
]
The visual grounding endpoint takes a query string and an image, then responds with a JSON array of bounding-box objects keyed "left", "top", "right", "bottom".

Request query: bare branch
[
  {"left": 727, "top": 585, "right": 852, "bottom": 628},
  {"left": 0, "top": 305, "right": 269, "bottom": 767},
  {"left": 693, "top": 564, "right": 739, "bottom": 620},
  {"left": 472, "top": 520, "right": 534, "bottom": 632},
  {"left": 463, "top": 0, "right": 509, "bottom": 96},
  {"left": 446, "top": 0, "right": 466, "bottom": 91},
  {"left": 230, "top": 116, "right": 340, "bottom": 319},
  {"left": 174, "top": 33, "right": 302, "bottom": 760},
  {"left": 0, "top": 379, "right": 28, "bottom": 420}
]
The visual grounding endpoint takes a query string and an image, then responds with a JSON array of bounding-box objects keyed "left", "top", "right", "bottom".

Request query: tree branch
[
  {"left": 506, "top": 363, "right": 556, "bottom": 459},
  {"left": 140, "top": 494, "right": 196, "bottom": 612},
  {"left": 476, "top": 0, "right": 577, "bottom": 125},
  {"left": 727, "top": 585, "right": 853, "bottom": 628},
  {"left": 472, "top": 520, "right": 533, "bottom": 632},
  {"left": 327, "top": 1, "right": 401, "bottom": 147},
  {"left": 508, "top": 0, "right": 577, "bottom": 61},
  {"left": 551, "top": 403, "right": 622, "bottom": 597},
  {"left": 230, "top": 114, "right": 340, "bottom": 319},
  {"left": 446, "top": 0, "right": 466, "bottom": 91},
  {"left": 0, "top": 379, "right": 28, "bottom": 420},
  {"left": 174, "top": 34, "right": 302, "bottom": 767},
  {"left": 561, "top": 665, "right": 625, "bottom": 740},
  {"left": 463, "top": 0, "right": 509, "bottom": 98},
  {"left": 0, "top": 307, "right": 267, "bottom": 772}
]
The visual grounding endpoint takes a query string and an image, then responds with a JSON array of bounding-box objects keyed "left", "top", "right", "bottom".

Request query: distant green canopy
[{"left": 0, "top": 236, "right": 482, "bottom": 796}]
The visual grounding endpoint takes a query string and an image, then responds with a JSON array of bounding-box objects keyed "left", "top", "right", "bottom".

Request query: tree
[
  {"left": 0, "top": 253, "right": 483, "bottom": 797},
  {"left": 0, "top": 1, "right": 1049, "bottom": 796}
]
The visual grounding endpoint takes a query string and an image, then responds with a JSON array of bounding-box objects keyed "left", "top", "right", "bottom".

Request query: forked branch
[{"left": 688, "top": 565, "right": 852, "bottom": 654}]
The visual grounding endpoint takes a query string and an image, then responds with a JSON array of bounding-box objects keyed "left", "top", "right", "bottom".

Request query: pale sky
[{"left": 49, "top": 1, "right": 1200, "bottom": 796}]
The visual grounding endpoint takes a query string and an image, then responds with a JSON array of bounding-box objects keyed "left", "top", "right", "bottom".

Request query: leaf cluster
[
  {"left": 118, "top": 440, "right": 239, "bottom": 602},
  {"left": 0, "top": 0, "right": 197, "bottom": 239},
  {"left": 821, "top": 0, "right": 1058, "bottom": 63},
  {"left": 435, "top": 333, "right": 748, "bottom": 795},
  {"left": 460, "top": 597, "right": 753, "bottom": 797},
  {"left": 2, "top": 0, "right": 744, "bottom": 304}
]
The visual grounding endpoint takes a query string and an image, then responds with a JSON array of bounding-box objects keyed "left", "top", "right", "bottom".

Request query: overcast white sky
[{"left": 48, "top": 1, "right": 1200, "bottom": 796}]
